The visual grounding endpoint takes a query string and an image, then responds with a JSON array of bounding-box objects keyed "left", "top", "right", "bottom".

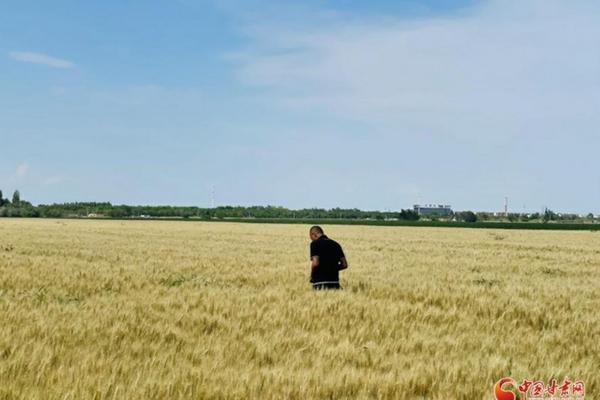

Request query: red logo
[
  {"left": 495, "top": 377, "right": 516, "bottom": 400},
  {"left": 494, "top": 377, "right": 585, "bottom": 400}
]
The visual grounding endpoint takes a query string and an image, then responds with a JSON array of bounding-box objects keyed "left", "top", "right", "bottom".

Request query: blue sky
[{"left": 1, "top": 0, "right": 599, "bottom": 213}]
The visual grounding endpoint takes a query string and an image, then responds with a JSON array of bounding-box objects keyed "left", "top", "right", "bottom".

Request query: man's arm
[
  {"left": 311, "top": 255, "right": 320, "bottom": 268},
  {"left": 311, "top": 255, "right": 320, "bottom": 277}
]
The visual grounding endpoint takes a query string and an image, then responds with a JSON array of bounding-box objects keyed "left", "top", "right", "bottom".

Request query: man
[{"left": 309, "top": 226, "right": 348, "bottom": 290}]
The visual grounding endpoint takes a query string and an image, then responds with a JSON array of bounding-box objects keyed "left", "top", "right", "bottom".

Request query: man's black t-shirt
[{"left": 310, "top": 235, "right": 345, "bottom": 284}]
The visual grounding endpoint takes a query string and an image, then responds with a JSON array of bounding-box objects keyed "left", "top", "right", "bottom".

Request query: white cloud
[
  {"left": 8, "top": 51, "right": 75, "bottom": 69},
  {"left": 233, "top": 0, "right": 600, "bottom": 141},
  {"left": 16, "top": 163, "right": 29, "bottom": 179}
]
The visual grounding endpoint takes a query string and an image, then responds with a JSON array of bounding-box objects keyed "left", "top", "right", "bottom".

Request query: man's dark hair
[{"left": 310, "top": 225, "right": 324, "bottom": 234}]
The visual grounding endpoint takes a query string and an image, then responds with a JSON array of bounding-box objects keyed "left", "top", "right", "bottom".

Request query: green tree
[
  {"left": 543, "top": 208, "right": 557, "bottom": 223},
  {"left": 12, "top": 190, "right": 20, "bottom": 206},
  {"left": 398, "top": 209, "right": 420, "bottom": 221},
  {"left": 0, "top": 189, "right": 3, "bottom": 206},
  {"left": 477, "top": 212, "right": 491, "bottom": 221},
  {"left": 507, "top": 213, "right": 519, "bottom": 222},
  {"left": 457, "top": 211, "right": 478, "bottom": 223}
]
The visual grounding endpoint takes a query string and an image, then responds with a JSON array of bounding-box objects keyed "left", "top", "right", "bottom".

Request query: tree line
[
  {"left": 0, "top": 190, "right": 421, "bottom": 220},
  {"left": 0, "top": 190, "right": 39, "bottom": 217},
  {"left": 1, "top": 189, "right": 595, "bottom": 223}
]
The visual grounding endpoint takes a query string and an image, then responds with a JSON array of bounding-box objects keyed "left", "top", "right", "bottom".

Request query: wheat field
[{"left": 0, "top": 219, "right": 598, "bottom": 399}]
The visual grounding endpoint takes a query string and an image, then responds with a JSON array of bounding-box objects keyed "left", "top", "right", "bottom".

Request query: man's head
[{"left": 309, "top": 225, "right": 324, "bottom": 241}]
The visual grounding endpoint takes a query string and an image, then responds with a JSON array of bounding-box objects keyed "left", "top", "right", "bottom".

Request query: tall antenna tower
[{"left": 504, "top": 196, "right": 509, "bottom": 216}]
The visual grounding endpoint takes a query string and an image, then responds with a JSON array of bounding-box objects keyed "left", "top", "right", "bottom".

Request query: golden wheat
[{"left": 0, "top": 219, "right": 598, "bottom": 399}]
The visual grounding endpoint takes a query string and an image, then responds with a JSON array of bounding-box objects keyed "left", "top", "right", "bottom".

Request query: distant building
[{"left": 413, "top": 204, "right": 453, "bottom": 217}]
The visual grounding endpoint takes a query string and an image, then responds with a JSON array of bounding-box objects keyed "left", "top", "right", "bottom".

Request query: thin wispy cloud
[
  {"left": 16, "top": 163, "right": 29, "bottom": 179},
  {"left": 8, "top": 51, "right": 75, "bottom": 69},
  {"left": 233, "top": 0, "right": 600, "bottom": 141}
]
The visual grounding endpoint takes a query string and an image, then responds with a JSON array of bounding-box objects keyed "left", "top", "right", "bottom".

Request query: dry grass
[{"left": 0, "top": 219, "right": 599, "bottom": 399}]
